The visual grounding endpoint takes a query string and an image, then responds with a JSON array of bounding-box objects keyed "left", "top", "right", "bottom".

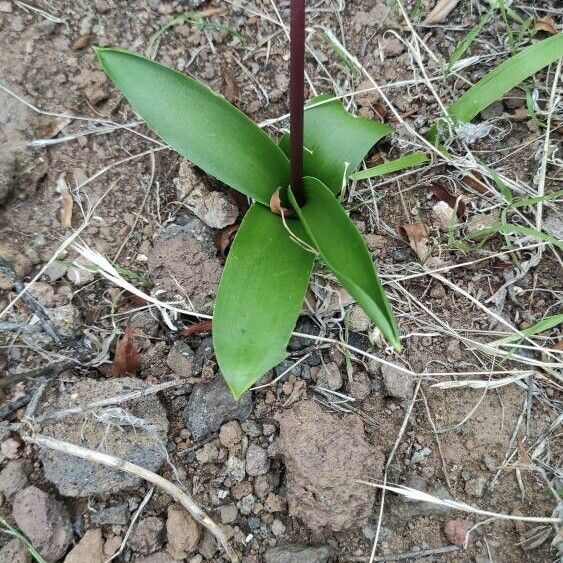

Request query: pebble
[
  {"left": 444, "top": 518, "right": 473, "bottom": 546},
  {"left": 91, "top": 503, "right": 130, "bottom": 526},
  {"left": 287, "top": 316, "right": 317, "bottom": 351},
  {"left": 11, "top": 15, "right": 25, "bottom": 32},
  {"left": 381, "top": 364, "right": 413, "bottom": 399},
  {"left": 239, "top": 494, "right": 255, "bottom": 515},
  {"left": 349, "top": 305, "right": 370, "bottom": 332},
  {"left": 166, "top": 340, "right": 195, "bottom": 377},
  {"left": 245, "top": 444, "right": 270, "bottom": 476},
  {"left": 183, "top": 376, "right": 252, "bottom": 441},
  {"left": 12, "top": 486, "right": 73, "bottom": 562},
  {"left": 219, "top": 505, "right": 238, "bottom": 524},
  {"left": 166, "top": 505, "right": 201, "bottom": 559},
  {"left": 271, "top": 519, "right": 286, "bottom": 537},
  {"left": 483, "top": 454, "right": 496, "bottom": 472},
  {"left": 254, "top": 474, "right": 273, "bottom": 499},
  {"left": 219, "top": 421, "right": 242, "bottom": 449},
  {"left": 64, "top": 529, "right": 105, "bottom": 563},
  {"left": 226, "top": 455, "right": 246, "bottom": 482},
  {"left": 195, "top": 442, "right": 219, "bottom": 464},
  {"left": 1, "top": 437, "right": 21, "bottom": 459},
  {"left": 312, "top": 362, "right": 343, "bottom": 391},
  {"left": 465, "top": 476, "right": 487, "bottom": 498},
  {"left": 247, "top": 516, "right": 261, "bottom": 531},
  {"left": 135, "top": 552, "right": 177, "bottom": 563},
  {"left": 0, "top": 460, "right": 30, "bottom": 498},
  {"left": 429, "top": 282, "right": 446, "bottom": 299},
  {"left": 128, "top": 516, "right": 165, "bottom": 555},
  {"left": 197, "top": 531, "right": 218, "bottom": 559},
  {"left": 349, "top": 371, "right": 371, "bottom": 400},
  {"left": 382, "top": 36, "right": 405, "bottom": 57},
  {"left": 264, "top": 545, "right": 331, "bottom": 563},
  {"left": 0, "top": 538, "right": 31, "bottom": 563}
]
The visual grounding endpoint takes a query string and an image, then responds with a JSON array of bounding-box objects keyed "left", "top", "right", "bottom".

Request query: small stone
[
  {"left": 195, "top": 442, "right": 219, "bottom": 464},
  {"left": 271, "top": 519, "right": 286, "bottom": 537},
  {"left": 465, "top": 477, "right": 487, "bottom": 498},
  {"left": 349, "top": 305, "right": 370, "bottom": 332},
  {"left": 365, "top": 234, "right": 386, "bottom": 252},
  {"left": 264, "top": 493, "right": 285, "bottom": 513},
  {"left": 247, "top": 516, "right": 261, "bottom": 531},
  {"left": 64, "top": 529, "right": 104, "bottom": 563},
  {"left": 103, "top": 536, "right": 121, "bottom": 558},
  {"left": 446, "top": 339, "right": 462, "bottom": 362},
  {"left": 480, "top": 101, "right": 504, "bottom": 120},
  {"left": 503, "top": 88, "right": 525, "bottom": 110},
  {"left": 432, "top": 200, "right": 456, "bottom": 232},
  {"left": 167, "top": 505, "right": 201, "bottom": 559},
  {"left": 287, "top": 316, "right": 318, "bottom": 351},
  {"left": 239, "top": 494, "right": 255, "bottom": 515},
  {"left": 382, "top": 37, "right": 405, "bottom": 57},
  {"left": 0, "top": 1, "right": 13, "bottom": 13},
  {"left": 1, "top": 437, "right": 21, "bottom": 459},
  {"left": 197, "top": 531, "right": 218, "bottom": 559},
  {"left": 0, "top": 539, "right": 31, "bottom": 563},
  {"left": 245, "top": 444, "right": 270, "bottom": 476},
  {"left": 231, "top": 481, "right": 252, "bottom": 500},
  {"left": 312, "top": 362, "right": 343, "bottom": 391},
  {"left": 444, "top": 518, "right": 473, "bottom": 546},
  {"left": 0, "top": 460, "right": 30, "bottom": 498},
  {"left": 225, "top": 456, "right": 246, "bottom": 482},
  {"left": 349, "top": 371, "right": 371, "bottom": 400},
  {"left": 254, "top": 474, "right": 273, "bottom": 499},
  {"left": 136, "top": 552, "right": 177, "bottom": 563},
  {"left": 66, "top": 258, "right": 95, "bottom": 285},
  {"left": 11, "top": 16, "right": 25, "bottom": 32},
  {"left": 128, "top": 516, "right": 165, "bottom": 555},
  {"left": 219, "top": 505, "right": 238, "bottom": 524},
  {"left": 467, "top": 212, "right": 498, "bottom": 235},
  {"left": 381, "top": 364, "right": 412, "bottom": 399},
  {"left": 174, "top": 162, "right": 238, "bottom": 229},
  {"left": 219, "top": 421, "right": 242, "bottom": 449},
  {"left": 429, "top": 282, "right": 446, "bottom": 299},
  {"left": 483, "top": 454, "right": 496, "bottom": 472},
  {"left": 12, "top": 486, "right": 73, "bottom": 562},
  {"left": 264, "top": 544, "right": 331, "bottom": 563},
  {"left": 91, "top": 503, "right": 130, "bottom": 526},
  {"left": 166, "top": 340, "right": 195, "bottom": 377},
  {"left": 183, "top": 376, "right": 252, "bottom": 441}
]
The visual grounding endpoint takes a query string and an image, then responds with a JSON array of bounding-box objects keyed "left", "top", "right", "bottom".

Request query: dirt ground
[{"left": 0, "top": 1, "right": 561, "bottom": 562}]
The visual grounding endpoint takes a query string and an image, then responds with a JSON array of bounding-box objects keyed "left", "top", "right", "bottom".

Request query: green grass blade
[
  {"left": 448, "top": 7, "right": 494, "bottom": 70},
  {"left": 467, "top": 222, "right": 563, "bottom": 249},
  {"left": 95, "top": 48, "right": 289, "bottom": 205},
  {"left": 0, "top": 515, "right": 48, "bottom": 563},
  {"left": 447, "top": 34, "right": 563, "bottom": 124},
  {"left": 490, "top": 313, "right": 562, "bottom": 346},
  {"left": 289, "top": 177, "right": 400, "bottom": 349},
  {"left": 279, "top": 95, "right": 392, "bottom": 194},
  {"left": 350, "top": 152, "right": 429, "bottom": 181},
  {"left": 213, "top": 204, "right": 315, "bottom": 399}
]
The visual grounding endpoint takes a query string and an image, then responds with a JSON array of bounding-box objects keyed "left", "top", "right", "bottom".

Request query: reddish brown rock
[{"left": 274, "top": 400, "right": 383, "bottom": 532}]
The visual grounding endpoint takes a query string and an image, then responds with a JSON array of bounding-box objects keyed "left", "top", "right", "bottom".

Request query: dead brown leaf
[
  {"left": 424, "top": 0, "right": 460, "bottom": 24},
  {"left": 223, "top": 68, "right": 240, "bottom": 102},
  {"left": 462, "top": 172, "right": 489, "bottom": 194},
  {"left": 401, "top": 223, "right": 431, "bottom": 262},
  {"left": 534, "top": 16, "right": 557, "bottom": 35},
  {"left": 72, "top": 33, "right": 93, "bottom": 50},
  {"left": 214, "top": 224, "right": 239, "bottom": 256},
  {"left": 269, "top": 188, "right": 293, "bottom": 216},
  {"left": 431, "top": 184, "right": 466, "bottom": 217},
  {"left": 58, "top": 175, "right": 73, "bottom": 228},
  {"left": 37, "top": 116, "right": 71, "bottom": 139},
  {"left": 179, "top": 320, "right": 213, "bottom": 338},
  {"left": 112, "top": 326, "right": 141, "bottom": 376}
]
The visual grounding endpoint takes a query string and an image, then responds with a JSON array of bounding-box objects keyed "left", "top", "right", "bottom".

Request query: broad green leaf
[
  {"left": 213, "top": 204, "right": 315, "bottom": 399},
  {"left": 288, "top": 177, "right": 401, "bottom": 349},
  {"left": 95, "top": 48, "right": 289, "bottom": 205},
  {"left": 448, "top": 34, "right": 563, "bottom": 123},
  {"left": 279, "top": 95, "right": 392, "bottom": 194},
  {"left": 350, "top": 152, "right": 429, "bottom": 181}
]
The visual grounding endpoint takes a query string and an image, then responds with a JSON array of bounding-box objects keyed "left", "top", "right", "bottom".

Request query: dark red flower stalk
[{"left": 289, "top": 0, "right": 305, "bottom": 204}]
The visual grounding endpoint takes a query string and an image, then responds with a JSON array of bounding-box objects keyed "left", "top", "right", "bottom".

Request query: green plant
[{"left": 95, "top": 6, "right": 400, "bottom": 399}]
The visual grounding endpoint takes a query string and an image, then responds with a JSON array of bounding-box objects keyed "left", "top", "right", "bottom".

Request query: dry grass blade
[
  {"left": 432, "top": 373, "right": 531, "bottom": 390},
  {"left": 357, "top": 481, "right": 562, "bottom": 523},
  {"left": 424, "top": 0, "right": 460, "bottom": 24}
]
